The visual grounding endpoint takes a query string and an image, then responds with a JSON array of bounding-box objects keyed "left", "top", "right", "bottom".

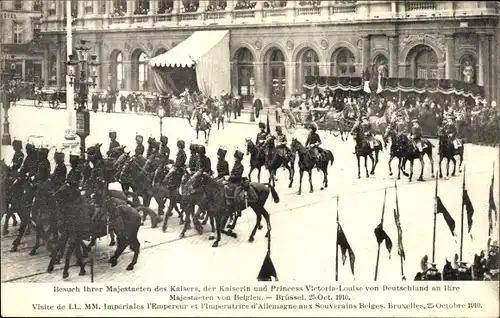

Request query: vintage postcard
[{"left": 1, "top": 0, "right": 499, "bottom": 317}]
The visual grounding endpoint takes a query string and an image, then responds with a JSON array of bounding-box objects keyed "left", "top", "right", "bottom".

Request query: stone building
[
  {"left": 39, "top": 0, "right": 499, "bottom": 105},
  {"left": 0, "top": 0, "right": 44, "bottom": 82}
]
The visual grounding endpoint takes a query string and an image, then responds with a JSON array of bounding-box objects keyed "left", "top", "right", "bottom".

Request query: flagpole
[
  {"left": 432, "top": 170, "right": 439, "bottom": 263},
  {"left": 488, "top": 161, "right": 495, "bottom": 250},
  {"left": 335, "top": 195, "right": 339, "bottom": 282},
  {"left": 374, "top": 188, "right": 387, "bottom": 281},
  {"left": 459, "top": 166, "right": 466, "bottom": 262},
  {"left": 394, "top": 181, "right": 405, "bottom": 280}
]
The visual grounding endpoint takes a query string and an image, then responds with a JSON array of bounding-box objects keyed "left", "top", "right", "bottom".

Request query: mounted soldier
[
  {"left": 255, "top": 122, "right": 269, "bottom": 148},
  {"left": 196, "top": 145, "right": 212, "bottom": 176},
  {"left": 49, "top": 150, "right": 67, "bottom": 190},
  {"left": 187, "top": 143, "right": 199, "bottom": 175},
  {"left": 11, "top": 139, "right": 24, "bottom": 172},
  {"left": 224, "top": 150, "right": 245, "bottom": 217},
  {"left": 410, "top": 118, "right": 423, "bottom": 152},
  {"left": 159, "top": 135, "right": 170, "bottom": 160},
  {"left": 66, "top": 154, "right": 82, "bottom": 190},
  {"left": 33, "top": 147, "right": 51, "bottom": 187},
  {"left": 443, "top": 113, "right": 462, "bottom": 149},
  {"left": 134, "top": 134, "right": 145, "bottom": 157},
  {"left": 359, "top": 115, "right": 376, "bottom": 149},
  {"left": 108, "top": 131, "right": 120, "bottom": 153},
  {"left": 274, "top": 125, "right": 289, "bottom": 157},
  {"left": 19, "top": 143, "right": 38, "bottom": 178},
  {"left": 216, "top": 147, "right": 229, "bottom": 181},
  {"left": 305, "top": 122, "right": 323, "bottom": 162}
]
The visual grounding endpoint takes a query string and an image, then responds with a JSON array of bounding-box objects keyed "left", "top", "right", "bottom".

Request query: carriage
[
  {"left": 282, "top": 106, "right": 352, "bottom": 136},
  {"left": 34, "top": 88, "right": 65, "bottom": 109}
]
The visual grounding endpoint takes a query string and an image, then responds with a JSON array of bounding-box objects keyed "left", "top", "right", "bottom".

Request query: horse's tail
[
  {"left": 123, "top": 191, "right": 141, "bottom": 207},
  {"left": 136, "top": 206, "right": 160, "bottom": 228},
  {"left": 263, "top": 183, "right": 280, "bottom": 203}
]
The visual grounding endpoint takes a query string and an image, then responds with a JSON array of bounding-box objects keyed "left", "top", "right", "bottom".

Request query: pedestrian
[
  {"left": 120, "top": 94, "right": 126, "bottom": 112},
  {"left": 253, "top": 95, "right": 263, "bottom": 118}
]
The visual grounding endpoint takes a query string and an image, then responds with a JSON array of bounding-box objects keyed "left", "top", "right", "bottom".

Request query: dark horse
[
  {"left": 47, "top": 184, "right": 142, "bottom": 279},
  {"left": 183, "top": 171, "right": 279, "bottom": 247},
  {"left": 350, "top": 125, "right": 382, "bottom": 179},
  {"left": 195, "top": 109, "right": 211, "bottom": 145},
  {"left": 9, "top": 174, "right": 36, "bottom": 252},
  {"left": 437, "top": 128, "right": 464, "bottom": 178},
  {"left": 262, "top": 136, "right": 295, "bottom": 188},
  {"left": 245, "top": 139, "right": 267, "bottom": 183},
  {"left": 289, "top": 138, "right": 334, "bottom": 195},
  {"left": 1, "top": 160, "right": 19, "bottom": 235},
  {"left": 383, "top": 129, "right": 427, "bottom": 181}
]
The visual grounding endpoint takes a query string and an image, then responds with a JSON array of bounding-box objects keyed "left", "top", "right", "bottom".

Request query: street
[{"left": 1, "top": 104, "right": 498, "bottom": 284}]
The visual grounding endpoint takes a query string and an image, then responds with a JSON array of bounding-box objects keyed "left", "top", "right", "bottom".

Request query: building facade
[
  {"left": 1, "top": 0, "right": 44, "bottom": 83},
  {"left": 39, "top": 0, "right": 499, "bottom": 105}
]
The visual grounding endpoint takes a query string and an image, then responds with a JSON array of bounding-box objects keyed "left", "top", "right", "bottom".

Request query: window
[
  {"left": 138, "top": 52, "right": 148, "bottom": 91},
  {"left": 14, "top": 0, "right": 23, "bottom": 10},
  {"left": 116, "top": 52, "right": 124, "bottom": 89},
  {"left": 415, "top": 47, "right": 438, "bottom": 79},
  {"left": 33, "top": 0, "right": 42, "bottom": 11},
  {"left": 459, "top": 54, "right": 476, "bottom": 84},
  {"left": 13, "top": 22, "right": 24, "bottom": 44},
  {"left": 32, "top": 20, "right": 41, "bottom": 40},
  {"left": 113, "top": 0, "right": 127, "bottom": 16},
  {"left": 182, "top": 0, "right": 199, "bottom": 12},
  {"left": 158, "top": 0, "right": 174, "bottom": 13},
  {"left": 335, "top": 49, "right": 356, "bottom": 76},
  {"left": 49, "top": 0, "right": 56, "bottom": 15},
  {"left": 207, "top": 0, "right": 227, "bottom": 11},
  {"left": 135, "top": 0, "right": 150, "bottom": 14},
  {"left": 301, "top": 49, "right": 319, "bottom": 77}
]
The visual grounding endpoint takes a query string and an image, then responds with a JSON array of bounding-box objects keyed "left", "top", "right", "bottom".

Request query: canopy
[{"left": 150, "top": 30, "right": 230, "bottom": 96}]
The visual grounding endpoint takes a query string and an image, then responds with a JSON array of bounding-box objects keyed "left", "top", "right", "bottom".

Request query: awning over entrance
[{"left": 150, "top": 30, "right": 230, "bottom": 96}]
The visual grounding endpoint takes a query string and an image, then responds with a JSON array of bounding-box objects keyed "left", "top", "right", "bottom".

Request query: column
[
  {"left": 96, "top": 40, "right": 104, "bottom": 89},
  {"left": 124, "top": 61, "right": 133, "bottom": 91},
  {"left": 320, "top": 0, "right": 330, "bottom": 18},
  {"left": 226, "top": 0, "right": 236, "bottom": 10},
  {"left": 230, "top": 61, "right": 238, "bottom": 95},
  {"left": 107, "top": 0, "right": 113, "bottom": 14},
  {"left": 478, "top": 34, "right": 491, "bottom": 102},
  {"left": 445, "top": 34, "right": 455, "bottom": 79},
  {"left": 285, "top": 62, "right": 296, "bottom": 99},
  {"left": 150, "top": 0, "right": 158, "bottom": 24},
  {"left": 21, "top": 60, "right": 26, "bottom": 80},
  {"left": 173, "top": 0, "right": 181, "bottom": 23},
  {"left": 127, "top": 0, "right": 135, "bottom": 15},
  {"left": 56, "top": 0, "right": 62, "bottom": 20},
  {"left": 319, "top": 62, "right": 329, "bottom": 76},
  {"left": 43, "top": 0, "right": 49, "bottom": 19},
  {"left": 78, "top": 0, "right": 85, "bottom": 18},
  {"left": 489, "top": 35, "right": 496, "bottom": 104},
  {"left": 43, "top": 48, "right": 49, "bottom": 87},
  {"left": 94, "top": 0, "right": 101, "bottom": 14},
  {"left": 253, "top": 61, "right": 265, "bottom": 101},
  {"left": 361, "top": 35, "right": 371, "bottom": 72},
  {"left": 388, "top": 35, "right": 398, "bottom": 78},
  {"left": 56, "top": 45, "right": 62, "bottom": 88},
  {"left": 391, "top": 1, "right": 397, "bottom": 17},
  {"left": 286, "top": 0, "right": 296, "bottom": 20}
]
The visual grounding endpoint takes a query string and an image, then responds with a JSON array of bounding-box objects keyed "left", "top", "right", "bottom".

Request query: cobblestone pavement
[{"left": 1, "top": 105, "right": 498, "bottom": 283}]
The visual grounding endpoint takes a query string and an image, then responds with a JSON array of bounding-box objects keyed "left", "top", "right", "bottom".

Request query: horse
[
  {"left": 1, "top": 160, "right": 19, "bottom": 234},
  {"left": 262, "top": 136, "right": 294, "bottom": 188},
  {"left": 47, "top": 184, "right": 142, "bottom": 278},
  {"left": 368, "top": 101, "right": 406, "bottom": 135},
  {"left": 350, "top": 124, "right": 382, "bottom": 179},
  {"left": 245, "top": 139, "right": 267, "bottom": 183},
  {"left": 289, "top": 138, "right": 334, "bottom": 195},
  {"left": 437, "top": 128, "right": 464, "bottom": 178},
  {"left": 9, "top": 175, "right": 37, "bottom": 252},
  {"left": 194, "top": 109, "right": 211, "bottom": 145},
  {"left": 383, "top": 128, "right": 430, "bottom": 181},
  {"left": 322, "top": 104, "right": 356, "bottom": 141},
  {"left": 183, "top": 171, "right": 279, "bottom": 247}
]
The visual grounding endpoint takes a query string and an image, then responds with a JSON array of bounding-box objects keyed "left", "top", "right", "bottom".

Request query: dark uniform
[
  {"left": 160, "top": 136, "right": 170, "bottom": 160},
  {"left": 187, "top": 144, "right": 199, "bottom": 174},
  {"left": 34, "top": 148, "right": 51, "bottom": 185},
  {"left": 225, "top": 150, "right": 245, "bottom": 214},
  {"left": 255, "top": 122, "right": 268, "bottom": 147},
  {"left": 11, "top": 140, "right": 24, "bottom": 172},
  {"left": 275, "top": 126, "right": 289, "bottom": 157},
  {"left": 305, "top": 123, "right": 322, "bottom": 160},
  {"left": 67, "top": 155, "right": 81, "bottom": 189},
  {"left": 134, "top": 135, "right": 145, "bottom": 157},
  {"left": 196, "top": 145, "right": 212, "bottom": 175},
  {"left": 120, "top": 95, "right": 126, "bottom": 112},
  {"left": 19, "top": 143, "right": 38, "bottom": 177},
  {"left": 174, "top": 141, "right": 187, "bottom": 168},
  {"left": 108, "top": 131, "right": 120, "bottom": 153},
  {"left": 410, "top": 120, "right": 423, "bottom": 150},
  {"left": 50, "top": 151, "right": 67, "bottom": 190},
  {"left": 216, "top": 148, "right": 229, "bottom": 180}
]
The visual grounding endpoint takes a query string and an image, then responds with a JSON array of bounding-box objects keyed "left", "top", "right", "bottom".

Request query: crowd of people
[{"left": 235, "top": 1, "right": 257, "bottom": 10}]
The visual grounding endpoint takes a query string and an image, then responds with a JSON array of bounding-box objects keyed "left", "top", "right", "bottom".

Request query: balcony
[
  {"left": 296, "top": 6, "right": 321, "bottom": 16},
  {"left": 405, "top": 1, "right": 437, "bottom": 12},
  {"left": 133, "top": 15, "right": 149, "bottom": 23},
  {"left": 233, "top": 9, "right": 255, "bottom": 19},
  {"left": 205, "top": 11, "right": 226, "bottom": 21}
]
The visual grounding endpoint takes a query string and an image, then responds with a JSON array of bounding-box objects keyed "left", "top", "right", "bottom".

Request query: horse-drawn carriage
[
  {"left": 282, "top": 106, "right": 353, "bottom": 136},
  {"left": 34, "top": 87, "right": 65, "bottom": 109}
]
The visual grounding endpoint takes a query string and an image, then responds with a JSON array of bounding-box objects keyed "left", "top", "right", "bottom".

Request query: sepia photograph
[{"left": 0, "top": 0, "right": 499, "bottom": 316}]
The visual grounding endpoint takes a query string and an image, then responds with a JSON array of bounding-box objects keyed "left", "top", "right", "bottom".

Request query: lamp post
[
  {"left": 157, "top": 105, "right": 165, "bottom": 136},
  {"left": 1, "top": 55, "right": 17, "bottom": 146},
  {"left": 66, "top": 40, "right": 100, "bottom": 159}
]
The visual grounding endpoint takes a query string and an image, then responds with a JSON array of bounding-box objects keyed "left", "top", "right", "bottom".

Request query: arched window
[
  {"left": 459, "top": 54, "right": 476, "bottom": 84},
  {"left": 235, "top": 48, "right": 254, "bottom": 101},
  {"left": 301, "top": 49, "right": 319, "bottom": 77},
  {"left": 138, "top": 52, "right": 148, "bottom": 91},
  {"left": 154, "top": 48, "right": 168, "bottom": 56},
  {"left": 335, "top": 49, "right": 356, "bottom": 76},
  {"left": 415, "top": 47, "right": 438, "bottom": 79},
  {"left": 116, "top": 52, "right": 124, "bottom": 89}
]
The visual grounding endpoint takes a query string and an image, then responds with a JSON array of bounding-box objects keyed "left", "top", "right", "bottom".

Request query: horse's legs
[
  {"left": 427, "top": 151, "right": 435, "bottom": 178},
  {"left": 308, "top": 169, "right": 313, "bottom": 193},
  {"left": 10, "top": 208, "right": 29, "bottom": 252},
  {"left": 162, "top": 197, "right": 177, "bottom": 232},
  {"left": 409, "top": 159, "right": 414, "bottom": 182},
  {"left": 417, "top": 156, "right": 425, "bottom": 181},
  {"left": 73, "top": 241, "right": 86, "bottom": 276},
  {"left": 257, "top": 167, "right": 262, "bottom": 184},
  {"left": 321, "top": 166, "right": 328, "bottom": 190},
  {"left": 451, "top": 157, "right": 457, "bottom": 177},
  {"left": 227, "top": 214, "right": 239, "bottom": 232},
  {"left": 126, "top": 231, "right": 140, "bottom": 271},
  {"left": 357, "top": 155, "right": 361, "bottom": 179},
  {"left": 397, "top": 157, "right": 402, "bottom": 180},
  {"left": 196, "top": 129, "right": 199, "bottom": 139},
  {"left": 458, "top": 151, "right": 464, "bottom": 173},
  {"left": 364, "top": 156, "right": 370, "bottom": 178},
  {"left": 439, "top": 156, "right": 444, "bottom": 178},
  {"left": 207, "top": 213, "right": 215, "bottom": 239},
  {"left": 248, "top": 208, "right": 262, "bottom": 243},
  {"left": 212, "top": 214, "right": 224, "bottom": 247},
  {"left": 47, "top": 232, "right": 67, "bottom": 272},
  {"left": 29, "top": 219, "right": 45, "bottom": 256},
  {"left": 109, "top": 230, "right": 116, "bottom": 246},
  {"left": 369, "top": 153, "right": 376, "bottom": 175},
  {"left": 63, "top": 237, "right": 77, "bottom": 278},
  {"left": 248, "top": 166, "right": 254, "bottom": 182},
  {"left": 298, "top": 169, "right": 304, "bottom": 195},
  {"left": 109, "top": 235, "right": 128, "bottom": 267},
  {"left": 446, "top": 158, "right": 450, "bottom": 177}
]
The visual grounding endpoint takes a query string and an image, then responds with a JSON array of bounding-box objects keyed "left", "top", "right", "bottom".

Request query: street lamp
[
  {"left": 157, "top": 105, "right": 165, "bottom": 136},
  {"left": 66, "top": 40, "right": 100, "bottom": 159},
  {"left": 1, "top": 55, "right": 17, "bottom": 145}
]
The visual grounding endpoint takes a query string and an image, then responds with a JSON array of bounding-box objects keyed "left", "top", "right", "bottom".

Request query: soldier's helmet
[
  {"left": 109, "top": 131, "right": 117, "bottom": 139},
  {"left": 189, "top": 142, "right": 198, "bottom": 152},
  {"left": 217, "top": 148, "right": 227, "bottom": 157},
  {"left": 38, "top": 147, "right": 49, "bottom": 159},
  {"left": 69, "top": 155, "right": 80, "bottom": 166},
  {"left": 12, "top": 139, "right": 22, "bottom": 151},
  {"left": 160, "top": 135, "right": 168, "bottom": 145},
  {"left": 197, "top": 145, "right": 206, "bottom": 155},
  {"left": 26, "top": 143, "right": 36, "bottom": 154},
  {"left": 54, "top": 151, "right": 65, "bottom": 163},
  {"left": 135, "top": 134, "right": 144, "bottom": 144},
  {"left": 258, "top": 122, "right": 266, "bottom": 130},
  {"left": 234, "top": 150, "right": 244, "bottom": 161},
  {"left": 275, "top": 125, "right": 282, "bottom": 133},
  {"left": 177, "top": 140, "right": 185, "bottom": 149},
  {"left": 309, "top": 122, "right": 318, "bottom": 132}
]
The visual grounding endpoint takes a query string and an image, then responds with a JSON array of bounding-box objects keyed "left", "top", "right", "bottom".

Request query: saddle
[{"left": 224, "top": 178, "right": 258, "bottom": 208}]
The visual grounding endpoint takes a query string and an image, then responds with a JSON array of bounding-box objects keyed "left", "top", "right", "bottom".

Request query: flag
[
  {"left": 374, "top": 223, "right": 393, "bottom": 258},
  {"left": 337, "top": 223, "right": 355, "bottom": 275},
  {"left": 489, "top": 173, "right": 497, "bottom": 236},
  {"left": 437, "top": 196, "right": 456, "bottom": 236},
  {"left": 265, "top": 112, "right": 271, "bottom": 135},
  {"left": 393, "top": 208, "right": 406, "bottom": 260},
  {"left": 463, "top": 189, "right": 474, "bottom": 233},
  {"left": 257, "top": 251, "right": 278, "bottom": 282}
]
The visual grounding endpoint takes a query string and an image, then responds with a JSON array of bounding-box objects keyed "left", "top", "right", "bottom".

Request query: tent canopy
[{"left": 150, "top": 30, "right": 230, "bottom": 96}]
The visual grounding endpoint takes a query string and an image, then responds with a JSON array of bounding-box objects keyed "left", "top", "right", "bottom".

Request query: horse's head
[
  {"left": 143, "top": 155, "right": 160, "bottom": 174},
  {"left": 87, "top": 144, "right": 103, "bottom": 162},
  {"left": 119, "top": 156, "right": 139, "bottom": 184},
  {"left": 182, "top": 171, "right": 209, "bottom": 197},
  {"left": 245, "top": 138, "right": 255, "bottom": 155},
  {"left": 114, "top": 152, "right": 130, "bottom": 169},
  {"left": 264, "top": 136, "right": 275, "bottom": 149},
  {"left": 290, "top": 138, "right": 302, "bottom": 153}
]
